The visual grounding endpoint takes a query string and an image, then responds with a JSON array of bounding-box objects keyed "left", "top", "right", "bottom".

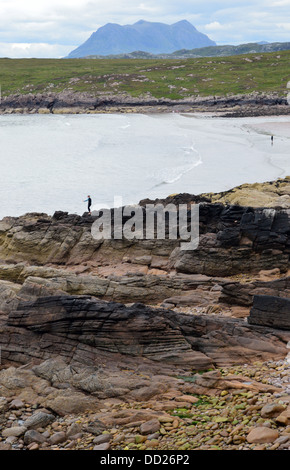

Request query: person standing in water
[
  {"left": 84, "top": 195, "right": 92, "bottom": 215},
  {"left": 271, "top": 135, "right": 274, "bottom": 145}
]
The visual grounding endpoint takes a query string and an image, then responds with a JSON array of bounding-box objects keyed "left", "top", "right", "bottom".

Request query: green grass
[{"left": 1, "top": 50, "right": 290, "bottom": 100}]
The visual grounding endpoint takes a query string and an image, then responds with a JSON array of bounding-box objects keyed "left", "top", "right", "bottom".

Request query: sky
[{"left": 0, "top": 0, "right": 290, "bottom": 58}]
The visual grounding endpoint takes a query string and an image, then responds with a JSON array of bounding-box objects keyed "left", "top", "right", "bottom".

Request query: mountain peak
[
  {"left": 67, "top": 19, "right": 216, "bottom": 58},
  {"left": 174, "top": 20, "right": 194, "bottom": 26}
]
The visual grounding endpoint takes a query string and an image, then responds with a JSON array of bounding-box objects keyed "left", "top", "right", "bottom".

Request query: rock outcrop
[
  {"left": 248, "top": 295, "right": 290, "bottom": 330},
  {"left": 201, "top": 177, "right": 290, "bottom": 209},
  {"left": 0, "top": 195, "right": 290, "bottom": 279},
  {"left": 1, "top": 289, "right": 289, "bottom": 373},
  {"left": 0, "top": 186, "right": 289, "bottom": 327},
  {"left": 220, "top": 276, "right": 290, "bottom": 307},
  {"left": 0, "top": 90, "right": 289, "bottom": 117}
]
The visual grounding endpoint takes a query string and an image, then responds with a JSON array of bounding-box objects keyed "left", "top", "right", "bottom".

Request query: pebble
[
  {"left": 93, "top": 434, "right": 112, "bottom": 445},
  {"left": 24, "top": 430, "right": 47, "bottom": 445},
  {"left": 27, "top": 443, "right": 39, "bottom": 451},
  {"left": 66, "top": 423, "right": 82, "bottom": 438},
  {"left": 49, "top": 432, "right": 67, "bottom": 445},
  {"left": 0, "top": 358, "right": 288, "bottom": 451},
  {"left": 24, "top": 412, "right": 55, "bottom": 430},
  {"left": 9, "top": 399, "right": 25, "bottom": 410},
  {"left": 2, "top": 426, "right": 27, "bottom": 438},
  {"left": 140, "top": 419, "right": 161, "bottom": 435},
  {"left": 93, "top": 442, "right": 110, "bottom": 451},
  {"left": 5, "top": 436, "right": 18, "bottom": 444}
]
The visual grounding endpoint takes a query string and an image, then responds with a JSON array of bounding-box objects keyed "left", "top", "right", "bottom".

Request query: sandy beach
[
  {"left": 246, "top": 119, "right": 290, "bottom": 138},
  {"left": 147, "top": 113, "right": 290, "bottom": 198},
  {"left": 0, "top": 113, "right": 290, "bottom": 219}
]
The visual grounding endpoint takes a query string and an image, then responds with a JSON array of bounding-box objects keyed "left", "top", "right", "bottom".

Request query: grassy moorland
[{"left": 1, "top": 49, "right": 290, "bottom": 101}]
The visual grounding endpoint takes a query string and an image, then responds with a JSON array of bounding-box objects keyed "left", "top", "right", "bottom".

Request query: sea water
[{"left": 0, "top": 112, "right": 290, "bottom": 219}]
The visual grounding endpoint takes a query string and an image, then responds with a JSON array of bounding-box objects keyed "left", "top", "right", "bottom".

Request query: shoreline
[
  {"left": 1, "top": 176, "right": 290, "bottom": 222},
  {"left": 0, "top": 91, "right": 289, "bottom": 118},
  {"left": 1, "top": 113, "right": 290, "bottom": 220}
]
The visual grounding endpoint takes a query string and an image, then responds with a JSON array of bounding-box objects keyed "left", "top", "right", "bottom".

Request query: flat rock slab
[{"left": 248, "top": 295, "right": 290, "bottom": 330}]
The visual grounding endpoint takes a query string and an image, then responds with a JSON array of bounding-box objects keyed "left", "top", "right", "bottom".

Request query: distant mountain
[
  {"left": 67, "top": 20, "right": 216, "bottom": 58},
  {"left": 82, "top": 41, "right": 290, "bottom": 60},
  {"left": 170, "top": 41, "right": 290, "bottom": 58}
]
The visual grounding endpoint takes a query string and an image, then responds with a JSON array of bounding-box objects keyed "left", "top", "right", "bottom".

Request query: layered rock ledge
[
  {"left": 1, "top": 187, "right": 290, "bottom": 279},
  {"left": 1, "top": 289, "right": 289, "bottom": 371},
  {"left": 0, "top": 90, "right": 289, "bottom": 117}
]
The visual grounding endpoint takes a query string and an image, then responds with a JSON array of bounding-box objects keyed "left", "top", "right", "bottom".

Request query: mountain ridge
[
  {"left": 76, "top": 41, "right": 290, "bottom": 59},
  {"left": 67, "top": 20, "right": 216, "bottom": 58}
]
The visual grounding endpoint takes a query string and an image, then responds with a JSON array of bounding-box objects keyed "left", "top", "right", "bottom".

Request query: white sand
[
  {"left": 0, "top": 113, "right": 290, "bottom": 218},
  {"left": 147, "top": 114, "right": 290, "bottom": 199},
  {"left": 246, "top": 120, "right": 290, "bottom": 138}
]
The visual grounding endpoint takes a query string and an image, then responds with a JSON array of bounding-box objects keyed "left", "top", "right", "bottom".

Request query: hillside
[
  {"left": 1, "top": 49, "right": 290, "bottom": 102},
  {"left": 67, "top": 20, "right": 216, "bottom": 58},
  {"left": 176, "top": 41, "right": 290, "bottom": 58},
  {"left": 84, "top": 41, "right": 290, "bottom": 59}
]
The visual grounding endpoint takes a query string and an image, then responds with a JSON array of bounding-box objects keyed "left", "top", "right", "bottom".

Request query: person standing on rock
[{"left": 84, "top": 195, "right": 92, "bottom": 215}]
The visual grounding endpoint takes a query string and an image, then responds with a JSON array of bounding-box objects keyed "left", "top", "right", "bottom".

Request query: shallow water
[{"left": 0, "top": 112, "right": 290, "bottom": 218}]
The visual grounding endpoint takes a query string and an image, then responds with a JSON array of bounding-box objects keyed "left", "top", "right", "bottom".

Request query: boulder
[{"left": 247, "top": 426, "right": 279, "bottom": 444}]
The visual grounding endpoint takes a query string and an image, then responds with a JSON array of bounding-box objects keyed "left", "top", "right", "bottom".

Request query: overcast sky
[{"left": 0, "top": 0, "right": 290, "bottom": 58}]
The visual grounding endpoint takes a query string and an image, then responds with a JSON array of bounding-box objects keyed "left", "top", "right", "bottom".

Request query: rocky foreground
[{"left": 0, "top": 178, "right": 290, "bottom": 451}]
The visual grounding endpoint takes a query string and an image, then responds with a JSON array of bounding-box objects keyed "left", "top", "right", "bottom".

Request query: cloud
[
  {"left": 204, "top": 21, "right": 224, "bottom": 31},
  {"left": 197, "top": 1, "right": 290, "bottom": 44},
  {"left": 268, "top": 0, "right": 290, "bottom": 5},
  {"left": 0, "top": 42, "right": 75, "bottom": 58},
  {"left": 0, "top": 1, "right": 289, "bottom": 57},
  {"left": 276, "top": 22, "right": 290, "bottom": 30}
]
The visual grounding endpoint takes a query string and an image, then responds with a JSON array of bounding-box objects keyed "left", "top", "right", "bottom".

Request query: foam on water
[{"left": 152, "top": 143, "right": 202, "bottom": 187}]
